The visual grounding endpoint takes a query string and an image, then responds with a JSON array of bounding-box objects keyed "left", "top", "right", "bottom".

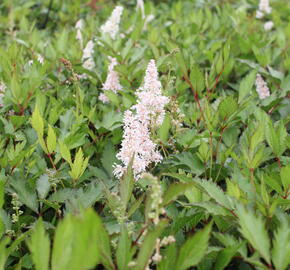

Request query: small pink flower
[{"left": 255, "top": 74, "right": 270, "bottom": 99}]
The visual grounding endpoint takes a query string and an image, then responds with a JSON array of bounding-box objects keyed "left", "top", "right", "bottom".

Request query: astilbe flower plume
[
  {"left": 113, "top": 110, "right": 162, "bottom": 179},
  {"left": 82, "top": 40, "right": 95, "bottom": 71},
  {"left": 100, "top": 6, "right": 123, "bottom": 40},
  {"left": 134, "top": 59, "right": 169, "bottom": 126},
  {"left": 114, "top": 60, "right": 168, "bottom": 179},
  {"left": 255, "top": 74, "right": 270, "bottom": 99},
  {"left": 99, "top": 57, "right": 122, "bottom": 103}
]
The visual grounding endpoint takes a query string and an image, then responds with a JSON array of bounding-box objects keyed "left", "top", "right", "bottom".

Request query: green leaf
[
  {"left": 36, "top": 174, "right": 51, "bottom": 200},
  {"left": 214, "top": 243, "right": 241, "bottom": 270},
  {"left": 119, "top": 160, "right": 134, "bottom": 213},
  {"left": 265, "top": 121, "right": 287, "bottom": 157},
  {"left": 59, "top": 141, "right": 72, "bottom": 165},
  {"left": 10, "top": 178, "right": 39, "bottom": 213},
  {"left": 197, "top": 180, "right": 232, "bottom": 209},
  {"left": 51, "top": 215, "right": 75, "bottom": 270},
  {"left": 0, "top": 176, "right": 4, "bottom": 209},
  {"left": 176, "top": 221, "right": 212, "bottom": 270},
  {"left": 158, "top": 113, "right": 171, "bottom": 143},
  {"left": 134, "top": 220, "right": 168, "bottom": 270},
  {"left": 272, "top": 217, "right": 290, "bottom": 270},
  {"left": 157, "top": 244, "right": 178, "bottom": 270},
  {"left": 69, "top": 209, "right": 101, "bottom": 270},
  {"left": 236, "top": 205, "right": 271, "bottom": 264},
  {"left": 31, "top": 105, "right": 44, "bottom": 138},
  {"left": 190, "top": 65, "right": 205, "bottom": 95},
  {"left": 51, "top": 209, "right": 101, "bottom": 270},
  {"left": 69, "top": 148, "right": 89, "bottom": 181},
  {"left": 162, "top": 183, "right": 194, "bottom": 206},
  {"left": 27, "top": 219, "right": 50, "bottom": 270},
  {"left": 47, "top": 125, "right": 57, "bottom": 154},
  {"left": 116, "top": 227, "right": 132, "bottom": 270},
  {"left": 218, "top": 96, "right": 238, "bottom": 120},
  {"left": 280, "top": 164, "right": 290, "bottom": 191},
  {"left": 238, "top": 70, "right": 256, "bottom": 103}
]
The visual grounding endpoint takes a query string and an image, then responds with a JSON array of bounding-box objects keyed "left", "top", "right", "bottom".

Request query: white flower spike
[
  {"left": 255, "top": 74, "right": 270, "bottom": 99},
  {"left": 101, "top": 6, "right": 123, "bottom": 40}
]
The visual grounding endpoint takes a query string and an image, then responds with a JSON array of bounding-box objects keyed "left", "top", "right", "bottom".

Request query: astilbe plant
[{"left": 0, "top": 1, "right": 289, "bottom": 270}]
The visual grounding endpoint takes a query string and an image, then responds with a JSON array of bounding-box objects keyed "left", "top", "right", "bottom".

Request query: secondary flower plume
[
  {"left": 101, "top": 6, "right": 123, "bottom": 40},
  {"left": 82, "top": 40, "right": 95, "bottom": 71},
  {"left": 114, "top": 60, "right": 168, "bottom": 179},
  {"left": 75, "top": 19, "right": 84, "bottom": 47},
  {"left": 136, "top": 0, "right": 145, "bottom": 19},
  {"left": 255, "top": 74, "right": 270, "bottom": 99},
  {"left": 256, "top": 0, "right": 271, "bottom": 18},
  {"left": 264, "top": 21, "right": 274, "bottom": 31},
  {"left": 0, "top": 81, "right": 6, "bottom": 106}
]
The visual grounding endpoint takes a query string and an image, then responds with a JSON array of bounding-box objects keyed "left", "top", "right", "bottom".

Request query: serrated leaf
[
  {"left": 176, "top": 221, "right": 212, "bottom": 270},
  {"left": 162, "top": 183, "right": 194, "bottom": 206},
  {"left": 37, "top": 174, "right": 50, "bottom": 199},
  {"left": 280, "top": 164, "right": 290, "bottom": 191},
  {"left": 47, "top": 125, "right": 56, "bottom": 154},
  {"left": 272, "top": 217, "right": 290, "bottom": 270},
  {"left": 31, "top": 105, "right": 44, "bottom": 138},
  {"left": 197, "top": 180, "right": 232, "bottom": 209},
  {"left": 190, "top": 65, "right": 205, "bottom": 95},
  {"left": 238, "top": 71, "right": 256, "bottom": 103},
  {"left": 236, "top": 205, "right": 271, "bottom": 264},
  {"left": 59, "top": 141, "right": 72, "bottom": 165},
  {"left": 27, "top": 219, "right": 50, "bottom": 270},
  {"left": 218, "top": 96, "right": 238, "bottom": 120},
  {"left": 265, "top": 121, "right": 287, "bottom": 157}
]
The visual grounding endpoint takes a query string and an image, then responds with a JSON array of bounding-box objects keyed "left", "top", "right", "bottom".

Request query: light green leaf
[
  {"left": 31, "top": 105, "right": 44, "bottom": 138},
  {"left": 47, "top": 125, "right": 57, "bottom": 154},
  {"left": 59, "top": 141, "right": 72, "bottom": 165},
  {"left": 27, "top": 219, "right": 50, "bottom": 270}
]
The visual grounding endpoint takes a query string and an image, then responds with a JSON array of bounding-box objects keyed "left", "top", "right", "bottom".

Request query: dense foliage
[{"left": 0, "top": 0, "right": 289, "bottom": 269}]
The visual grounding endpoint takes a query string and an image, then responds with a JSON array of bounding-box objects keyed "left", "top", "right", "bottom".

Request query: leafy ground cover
[{"left": 0, "top": 0, "right": 289, "bottom": 269}]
